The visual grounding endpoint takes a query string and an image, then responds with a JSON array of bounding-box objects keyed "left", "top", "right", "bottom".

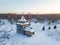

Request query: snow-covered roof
[
  {"left": 16, "top": 22, "right": 30, "bottom": 25},
  {"left": 24, "top": 22, "right": 29, "bottom": 24},
  {"left": 18, "top": 16, "right": 27, "bottom": 22},
  {"left": 31, "top": 18, "right": 37, "bottom": 22},
  {"left": 25, "top": 27, "right": 35, "bottom": 32},
  {"left": 16, "top": 23, "right": 24, "bottom": 25}
]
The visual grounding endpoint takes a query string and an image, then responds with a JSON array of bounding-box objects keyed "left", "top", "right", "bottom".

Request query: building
[
  {"left": 24, "top": 27, "right": 35, "bottom": 37},
  {"left": 16, "top": 16, "right": 30, "bottom": 34},
  {"left": 16, "top": 16, "right": 35, "bottom": 37}
]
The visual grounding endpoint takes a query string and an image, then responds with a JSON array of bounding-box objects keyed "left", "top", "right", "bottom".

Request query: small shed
[{"left": 24, "top": 27, "right": 35, "bottom": 37}]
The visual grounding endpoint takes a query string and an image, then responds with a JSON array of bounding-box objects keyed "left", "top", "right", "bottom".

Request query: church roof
[{"left": 18, "top": 16, "right": 27, "bottom": 22}]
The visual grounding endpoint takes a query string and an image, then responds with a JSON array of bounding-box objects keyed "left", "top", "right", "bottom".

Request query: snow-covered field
[{"left": 0, "top": 20, "right": 60, "bottom": 45}]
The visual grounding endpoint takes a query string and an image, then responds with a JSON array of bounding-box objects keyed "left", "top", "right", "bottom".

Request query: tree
[
  {"left": 48, "top": 22, "right": 50, "bottom": 25},
  {"left": 48, "top": 26, "right": 51, "bottom": 30},
  {"left": 53, "top": 25, "right": 57, "bottom": 29},
  {"left": 42, "top": 26, "right": 45, "bottom": 31}
]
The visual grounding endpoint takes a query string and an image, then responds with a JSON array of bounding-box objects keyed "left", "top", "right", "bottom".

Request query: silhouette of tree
[
  {"left": 48, "top": 26, "right": 51, "bottom": 30},
  {"left": 42, "top": 26, "right": 45, "bottom": 31},
  {"left": 54, "top": 25, "right": 57, "bottom": 29}
]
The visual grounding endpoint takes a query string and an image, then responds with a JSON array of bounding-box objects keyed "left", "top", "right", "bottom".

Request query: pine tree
[
  {"left": 48, "top": 26, "right": 51, "bottom": 30},
  {"left": 54, "top": 25, "right": 57, "bottom": 29},
  {"left": 48, "top": 22, "right": 51, "bottom": 25},
  {"left": 42, "top": 26, "right": 45, "bottom": 31}
]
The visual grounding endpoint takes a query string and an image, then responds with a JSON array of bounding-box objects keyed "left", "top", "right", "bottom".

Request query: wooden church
[{"left": 16, "top": 16, "right": 35, "bottom": 37}]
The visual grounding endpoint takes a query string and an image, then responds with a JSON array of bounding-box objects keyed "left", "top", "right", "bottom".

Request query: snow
[
  {"left": 16, "top": 23, "right": 24, "bottom": 25},
  {"left": 0, "top": 19, "right": 60, "bottom": 45},
  {"left": 30, "top": 18, "right": 37, "bottom": 22},
  {"left": 16, "top": 22, "right": 29, "bottom": 25},
  {"left": 29, "top": 29, "right": 35, "bottom": 32}
]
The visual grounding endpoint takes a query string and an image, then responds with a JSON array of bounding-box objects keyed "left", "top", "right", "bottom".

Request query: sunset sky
[{"left": 0, "top": 0, "right": 60, "bottom": 14}]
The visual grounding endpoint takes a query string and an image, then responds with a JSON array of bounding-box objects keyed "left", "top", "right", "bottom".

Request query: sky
[{"left": 0, "top": 0, "right": 60, "bottom": 14}]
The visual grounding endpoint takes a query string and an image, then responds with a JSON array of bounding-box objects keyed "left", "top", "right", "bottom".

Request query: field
[{"left": 0, "top": 19, "right": 60, "bottom": 45}]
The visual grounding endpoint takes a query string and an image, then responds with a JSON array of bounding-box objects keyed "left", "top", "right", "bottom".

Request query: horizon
[
  {"left": 0, "top": 13, "right": 60, "bottom": 15},
  {"left": 0, "top": 0, "right": 60, "bottom": 14}
]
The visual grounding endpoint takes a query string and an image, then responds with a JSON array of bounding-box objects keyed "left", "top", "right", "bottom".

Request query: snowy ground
[{"left": 0, "top": 20, "right": 60, "bottom": 45}]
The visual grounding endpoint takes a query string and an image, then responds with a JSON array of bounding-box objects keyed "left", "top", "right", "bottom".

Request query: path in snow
[{"left": 8, "top": 31, "right": 60, "bottom": 45}]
